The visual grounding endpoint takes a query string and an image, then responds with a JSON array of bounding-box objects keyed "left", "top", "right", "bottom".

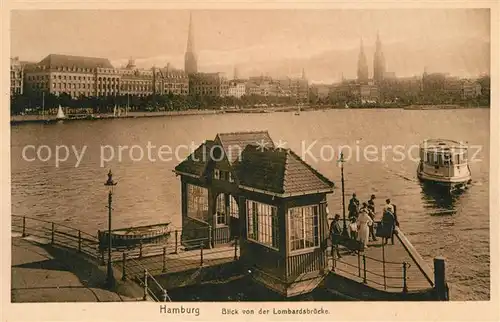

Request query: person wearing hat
[
  {"left": 356, "top": 206, "right": 373, "bottom": 250},
  {"left": 382, "top": 199, "right": 397, "bottom": 245},
  {"left": 367, "top": 194, "right": 378, "bottom": 242},
  {"left": 329, "top": 214, "right": 342, "bottom": 259},
  {"left": 348, "top": 193, "right": 360, "bottom": 220}
]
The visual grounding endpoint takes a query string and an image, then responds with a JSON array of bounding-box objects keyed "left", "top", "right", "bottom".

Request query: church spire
[
  {"left": 373, "top": 31, "right": 385, "bottom": 84},
  {"left": 357, "top": 37, "right": 368, "bottom": 83},
  {"left": 184, "top": 11, "right": 198, "bottom": 75}
]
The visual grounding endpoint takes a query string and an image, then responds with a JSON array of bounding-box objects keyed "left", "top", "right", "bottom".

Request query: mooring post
[
  {"left": 434, "top": 257, "right": 448, "bottom": 300},
  {"left": 208, "top": 225, "right": 212, "bottom": 248},
  {"left": 200, "top": 241, "right": 204, "bottom": 267},
  {"left": 174, "top": 230, "right": 179, "bottom": 254},
  {"left": 362, "top": 254, "right": 367, "bottom": 284},
  {"left": 402, "top": 262, "right": 408, "bottom": 293},
  {"left": 122, "top": 252, "right": 127, "bottom": 281},
  {"left": 22, "top": 216, "right": 26, "bottom": 237},
  {"left": 382, "top": 241, "right": 387, "bottom": 290},
  {"left": 357, "top": 251, "right": 361, "bottom": 277},
  {"left": 234, "top": 237, "right": 238, "bottom": 260},
  {"left": 332, "top": 249, "right": 336, "bottom": 271},
  {"left": 143, "top": 269, "right": 148, "bottom": 301},
  {"left": 162, "top": 246, "right": 167, "bottom": 273},
  {"left": 78, "top": 230, "right": 82, "bottom": 253},
  {"left": 51, "top": 222, "right": 55, "bottom": 244},
  {"left": 139, "top": 239, "right": 143, "bottom": 259}
]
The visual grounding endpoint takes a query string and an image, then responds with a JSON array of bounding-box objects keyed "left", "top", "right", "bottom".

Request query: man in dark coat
[
  {"left": 382, "top": 199, "right": 396, "bottom": 245},
  {"left": 367, "top": 194, "right": 378, "bottom": 241},
  {"left": 348, "top": 193, "right": 360, "bottom": 219},
  {"left": 330, "top": 214, "right": 342, "bottom": 259}
]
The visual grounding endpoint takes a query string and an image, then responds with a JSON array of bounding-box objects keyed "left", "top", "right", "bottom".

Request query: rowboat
[{"left": 98, "top": 222, "right": 171, "bottom": 248}]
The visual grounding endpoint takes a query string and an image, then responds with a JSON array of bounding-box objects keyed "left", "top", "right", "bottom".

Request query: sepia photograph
[{"left": 4, "top": 4, "right": 497, "bottom": 320}]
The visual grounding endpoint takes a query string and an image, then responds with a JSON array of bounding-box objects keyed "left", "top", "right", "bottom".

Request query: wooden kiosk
[{"left": 174, "top": 131, "right": 335, "bottom": 297}]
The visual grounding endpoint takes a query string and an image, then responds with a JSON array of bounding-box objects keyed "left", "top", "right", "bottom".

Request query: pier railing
[
  {"left": 11, "top": 215, "right": 100, "bottom": 261},
  {"left": 331, "top": 246, "right": 412, "bottom": 292}
]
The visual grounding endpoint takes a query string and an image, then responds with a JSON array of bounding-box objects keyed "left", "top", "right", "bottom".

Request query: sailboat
[{"left": 56, "top": 105, "right": 66, "bottom": 122}]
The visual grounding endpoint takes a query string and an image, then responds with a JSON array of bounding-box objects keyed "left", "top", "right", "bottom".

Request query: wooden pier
[{"left": 11, "top": 215, "right": 447, "bottom": 301}]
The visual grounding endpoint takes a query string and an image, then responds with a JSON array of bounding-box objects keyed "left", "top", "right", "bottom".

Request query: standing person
[
  {"left": 382, "top": 199, "right": 396, "bottom": 245},
  {"left": 348, "top": 193, "right": 360, "bottom": 219},
  {"left": 367, "top": 194, "right": 378, "bottom": 242},
  {"left": 356, "top": 207, "right": 373, "bottom": 250},
  {"left": 330, "top": 214, "right": 342, "bottom": 259}
]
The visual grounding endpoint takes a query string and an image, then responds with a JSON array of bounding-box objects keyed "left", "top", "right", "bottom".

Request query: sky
[{"left": 10, "top": 9, "right": 490, "bottom": 82}]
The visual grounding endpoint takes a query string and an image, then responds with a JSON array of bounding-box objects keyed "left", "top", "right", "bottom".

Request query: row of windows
[
  {"left": 215, "top": 194, "right": 239, "bottom": 226},
  {"left": 422, "top": 152, "right": 468, "bottom": 166},
  {"left": 246, "top": 201, "right": 320, "bottom": 252},
  {"left": 184, "top": 183, "right": 321, "bottom": 254},
  {"left": 213, "top": 169, "right": 234, "bottom": 183},
  {"left": 247, "top": 200, "right": 279, "bottom": 250}
]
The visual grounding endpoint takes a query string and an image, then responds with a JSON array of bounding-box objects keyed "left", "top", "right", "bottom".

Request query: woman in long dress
[{"left": 356, "top": 207, "right": 373, "bottom": 249}]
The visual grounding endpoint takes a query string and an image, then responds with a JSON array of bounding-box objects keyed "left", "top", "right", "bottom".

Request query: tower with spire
[
  {"left": 357, "top": 38, "right": 369, "bottom": 83},
  {"left": 373, "top": 32, "right": 386, "bottom": 84},
  {"left": 184, "top": 12, "right": 198, "bottom": 75}
]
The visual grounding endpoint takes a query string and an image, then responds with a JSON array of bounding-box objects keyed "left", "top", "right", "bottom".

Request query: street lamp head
[{"left": 104, "top": 170, "right": 117, "bottom": 192}]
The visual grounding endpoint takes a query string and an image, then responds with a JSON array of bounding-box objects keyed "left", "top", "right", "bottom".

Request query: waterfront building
[
  {"left": 24, "top": 54, "right": 113, "bottom": 98},
  {"left": 174, "top": 131, "right": 335, "bottom": 297},
  {"left": 357, "top": 38, "right": 369, "bottom": 83},
  {"left": 227, "top": 80, "right": 246, "bottom": 98},
  {"left": 116, "top": 61, "right": 153, "bottom": 97},
  {"left": 10, "top": 57, "right": 24, "bottom": 95},
  {"left": 189, "top": 72, "right": 229, "bottom": 97},
  {"left": 154, "top": 64, "right": 190, "bottom": 96},
  {"left": 379, "top": 76, "right": 422, "bottom": 102},
  {"left": 373, "top": 32, "right": 386, "bottom": 84},
  {"left": 461, "top": 80, "right": 482, "bottom": 99},
  {"left": 184, "top": 12, "right": 198, "bottom": 75},
  {"left": 310, "top": 84, "right": 331, "bottom": 100}
]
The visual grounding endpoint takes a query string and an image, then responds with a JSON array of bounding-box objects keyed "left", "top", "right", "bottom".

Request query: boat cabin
[
  {"left": 174, "top": 131, "right": 335, "bottom": 297},
  {"left": 417, "top": 139, "right": 471, "bottom": 186}
]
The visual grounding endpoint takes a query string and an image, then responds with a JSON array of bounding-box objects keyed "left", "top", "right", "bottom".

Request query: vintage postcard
[{"left": 2, "top": 1, "right": 499, "bottom": 321}]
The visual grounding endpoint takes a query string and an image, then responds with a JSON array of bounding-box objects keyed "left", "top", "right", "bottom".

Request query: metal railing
[
  {"left": 12, "top": 215, "right": 240, "bottom": 302},
  {"left": 330, "top": 245, "right": 411, "bottom": 292},
  {"left": 119, "top": 237, "right": 239, "bottom": 277},
  {"left": 11, "top": 215, "right": 100, "bottom": 261}
]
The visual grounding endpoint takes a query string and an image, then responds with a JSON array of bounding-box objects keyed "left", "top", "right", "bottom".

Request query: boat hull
[
  {"left": 98, "top": 222, "right": 171, "bottom": 248},
  {"left": 417, "top": 169, "right": 471, "bottom": 192}
]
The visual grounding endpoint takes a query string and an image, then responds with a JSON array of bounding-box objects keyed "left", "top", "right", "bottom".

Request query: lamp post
[
  {"left": 104, "top": 170, "right": 117, "bottom": 288},
  {"left": 338, "top": 152, "right": 349, "bottom": 237}
]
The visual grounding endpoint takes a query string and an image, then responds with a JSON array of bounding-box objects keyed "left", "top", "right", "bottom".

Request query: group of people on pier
[{"left": 329, "top": 193, "right": 399, "bottom": 259}]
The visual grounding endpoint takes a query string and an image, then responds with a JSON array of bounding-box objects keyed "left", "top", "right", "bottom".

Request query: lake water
[{"left": 10, "top": 108, "right": 490, "bottom": 300}]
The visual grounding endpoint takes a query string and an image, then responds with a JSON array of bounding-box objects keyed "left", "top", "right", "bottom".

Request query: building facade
[
  {"left": 23, "top": 54, "right": 189, "bottom": 99},
  {"left": 189, "top": 73, "right": 229, "bottom": 97},
  {"left": 154, "top": 65, "right": 190, "bottom": 96},
  {"left": 227, "top": 81, "right": 246, "bottom": 98},
  {"left": 10, "top": 57, "right": 24, "bottom": 95}
]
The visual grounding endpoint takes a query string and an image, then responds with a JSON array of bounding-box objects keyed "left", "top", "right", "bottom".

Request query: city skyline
[{"left": 11, "top": 9, "right": 490, "bottom": 83}]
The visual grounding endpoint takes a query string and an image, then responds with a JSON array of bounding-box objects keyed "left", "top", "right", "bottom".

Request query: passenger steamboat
[{"left": 417, "top": 139, "right": 472, "bottom": 192}]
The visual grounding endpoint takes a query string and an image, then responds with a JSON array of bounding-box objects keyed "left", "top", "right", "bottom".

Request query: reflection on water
[{"left": 420, "top": 182, "right": 462, "bottom": 213}]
